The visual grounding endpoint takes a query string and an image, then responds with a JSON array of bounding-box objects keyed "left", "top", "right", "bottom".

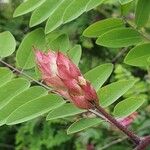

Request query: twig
[{"left": 100, "top": 136, "right": 127, "bottom": 150}]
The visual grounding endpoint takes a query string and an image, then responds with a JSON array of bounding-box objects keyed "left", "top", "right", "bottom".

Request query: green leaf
[
  {"left": 67, "top": 118, "right": 103, "bottom": 134},
  {"left": 46, "top": 103, "right": 85, "bottom": 121},
  {"left": 0, "top": 78, "right": 30, "bottom": 110},
  {"left": 13, "top": 0, "right": 46, "bottom": 17},
  {"left": 0, "top": 31, "right": 16, "bottom": 57},
  {"left": 45, "top": 0, "right": 72, "bottom": 34},
  {"left": 68, "top": 45, "right": 82, "bottom": 65},
  {"left": 86, "top": 0, "right": 105, "bottom": 11},
  {"left": 124, "top": 43, "right": 150, "bottom": 67},
  {"left": 83, "top": 18, "right": 124, "bottom": 38},
  {"left": 49, "top": 34, "right": 70, "bottom": 52},
  {"left": 0, "top": 67, "right": 13, "bottom": 87},
  {"left": 84, "top": 63, "right": 113, "bottom": 91},
  {"left": 135, "top": 0, "right": 150, "bottom": 27},
  {"left": 29, "top": 0, "right": 62, "bottom": 27},
  {"left": 63, "top": 0, "right": 90, "bottom": 23},
  {"left": 6, "top": 94, "right": 65, "bottom": 125},
  {"left": 16, "top": 28, "right": 46, "bottom": 69},
  {"left": 0, "top": 86, "right": 47, "bottom": 125},
  {"left": 113, "top": 96, "right": 145, "bottom": 118},
  {"left": 96, "top": 28, "right": 143, "bottom": 48},
  {"left": 98, "top": 80, "right": 136, "bottom": 107},
  {"left": 119, "top": 0, "right": 134, "bottom": 5}
]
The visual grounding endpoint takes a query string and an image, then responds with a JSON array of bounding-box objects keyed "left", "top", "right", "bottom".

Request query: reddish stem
[{"left": 92, "top": 103, "right": 141, "bottom": 145}]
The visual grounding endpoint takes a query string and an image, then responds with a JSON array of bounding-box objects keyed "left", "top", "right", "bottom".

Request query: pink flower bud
[
  {"left": 118, "top": 112, "right": 138, "bottom": 127},
  {"left": 35, "top": 50, "right": 99, "bottom": 109}
]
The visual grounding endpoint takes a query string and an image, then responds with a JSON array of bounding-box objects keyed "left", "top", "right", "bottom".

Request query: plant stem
[
  {"left": 0, "top": 59, "right": 51, "bottom": 91},
  {"left": 91, "top": 102, "right": 141, "bottom": 145}
]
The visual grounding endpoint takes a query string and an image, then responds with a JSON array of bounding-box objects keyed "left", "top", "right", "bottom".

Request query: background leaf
[
  {"left": 96, "top": 28, "right": 143, "bottom": 48},
  {"left": 29, "top": 0, "right": 62, "bottom": 27},
  {"left": 45, "top": 0, "right": 72, "bottom": 34},
  {"left": 0, "top": 31, "right": 16, "bottom": 57},
  {"left": 83, "top": 18, "right": 124, "bottom": 37},
  {"left": 6, "top": 94, "right": 65, "bottom": 125},
  {"left": 16, "top": 28, "right": 46, "bottom": 69},
  {"left": 86, "top": 0, "right": 105, "bottom": 11},
  {"left": 63, "top": 0, "right": 90, "bottom": 23},
  {"left": 13, "top": 0, "right": 46, "bottom": 17},
  {"left": 48, "top": 34, "right": 70, "bottom": 52}
]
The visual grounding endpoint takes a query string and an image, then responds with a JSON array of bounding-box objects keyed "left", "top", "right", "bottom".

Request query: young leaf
[
  {"left": 48, "top": 34, "right": 70, "bottom": 52},
  {"left": 13, "top": 0, "right": 46, "bottom": 17},
  {"left": 135, "top": 0, "right": 150, "bottom": 27},
  {"left": 98, "top": 80, "right": 136, "bottom": 107},
  {"left": 16, "top": 28, "right": 46, "bottom": 69},
  {"left": 83, "top": 18, "right": 124, "bottom": 38},
  {"left": 63, "top": 0, "right": 90, "bottom": 23},
  {"left": 0, "top": 78, "right": 30, "bottom": 110},
  {"left": 6, "top": 94, "right": 65, "bottom": 125},
  {"left": 67, "top": 118, "right": 103, "bottom": 134},
  {"left": 29, "top": 0, "right": 62, "bottom": 27},
  {"left": 67, "top": 45, "right": 82, "bottom": 65},
  {"left": 0, "top": 86, "right": 47, "bottom": 125},
  {"left": 124, "top": 43, "right": 150, "bottom": 67},
  {"left": 84, "top": 63, "right": 113, "bottom": 91},
  {"left": 86, "top": 0, "right": 105, "bottom": 11},
  {"left": 0, "top": 67, "right": 13, "bottom": 87},
  {"left": 45, "top": 0, "right": 72, "bottom": 34},
  {"left": 96, "top": 28, "right": 143, "bottom": 48},
  {"left": 0, "top": 31, "right": 16, "bottom": 57},
  {"left": 113, "top": 96, "right": 146, "bottom": 118},
  {"left": 46, "top": 103, "right": 85, "bottom": 121}
]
